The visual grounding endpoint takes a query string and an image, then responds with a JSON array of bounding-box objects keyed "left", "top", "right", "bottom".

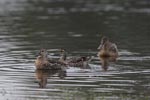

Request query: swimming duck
[
  {"left": 97, "top": 36, "right": 118, "bottom": 57},
  {"left": 59, "top": 49, "right": 92, "bottom": 68},
  {"left": 35, "top": 49, "right": 63, "bottom": 70}
]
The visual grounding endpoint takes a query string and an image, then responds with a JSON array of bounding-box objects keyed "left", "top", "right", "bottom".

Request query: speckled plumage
[{"left": 59, "top": 49, "right": 92, "bottom": 68}]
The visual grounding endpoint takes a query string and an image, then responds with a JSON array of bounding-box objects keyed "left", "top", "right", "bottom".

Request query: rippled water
[{"left": 0, "top": 0, "right": 150, "bottom": 100}]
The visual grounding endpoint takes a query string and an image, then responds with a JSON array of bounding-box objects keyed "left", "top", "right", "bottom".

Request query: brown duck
[
  {"left": 59, "top": 49, "right": 92, "bottom": 68},
  {"left": 97, "top": 36, "right": 118, "bottom": 57},
  {"left": 35, "top": 49, "right": 63, "bottom": 70}
]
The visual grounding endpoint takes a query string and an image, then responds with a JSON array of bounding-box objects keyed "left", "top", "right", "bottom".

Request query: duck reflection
[
  {"left": 97, "top": 36, "right": 118, "bottom": 71},
  {"left": 35, "top": 67, "right": 66, "bottom": 88},
  {"left": 99, "top": 57, "right": 117, "bottom": 71}
]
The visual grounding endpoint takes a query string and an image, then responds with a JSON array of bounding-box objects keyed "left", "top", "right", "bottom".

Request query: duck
[
  {"left": 35, "top": 49, "right": 63, "bottom": 70},
  {"left": 58, "top": 49, "right": 92, "bottom": 68},
  {"left": 97, "top": 36, "right": 118, "bottom": 57}
]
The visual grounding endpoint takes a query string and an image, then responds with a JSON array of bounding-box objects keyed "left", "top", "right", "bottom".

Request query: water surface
[{"left": 0, "top": 0, "right": 150, "bottom": 100}]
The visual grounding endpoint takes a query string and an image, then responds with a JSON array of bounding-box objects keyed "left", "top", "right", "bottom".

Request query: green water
[{"left": 0, "top": 0, "right": 150, "bottom": 100}]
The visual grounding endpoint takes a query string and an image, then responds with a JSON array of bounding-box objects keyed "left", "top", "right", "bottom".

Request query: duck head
[
  {"left": 60, "top": 48, "right": 67, "bottom": 61},
  {"left": 97, "top": 36, "right": 109, "bottom": 50},
  {"left": 38, "top": 49, "right": 48, "bottom": 58}
]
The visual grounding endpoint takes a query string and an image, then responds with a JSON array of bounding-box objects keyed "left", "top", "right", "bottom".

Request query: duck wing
[
  {"left": 66, "top": 56, "right": 92, "bottom": 68},
  {"left": 109, "top": 43, "right": 118, "bottom": 53}
]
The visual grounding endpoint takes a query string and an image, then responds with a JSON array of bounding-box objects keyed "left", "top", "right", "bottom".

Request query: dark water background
[{"left": 0, "top": 0, "right": 150, "bottom": 100}]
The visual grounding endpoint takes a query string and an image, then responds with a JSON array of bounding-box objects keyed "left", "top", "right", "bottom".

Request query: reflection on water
[
  {"left": 99, "top": 57, "right": 117, "bottom": 71},
  {"left": 0, "top": 0, "right": 150, "bottom": 100},
  {"left": 35, "top": 69, "right": 66, "bottom": 88}
]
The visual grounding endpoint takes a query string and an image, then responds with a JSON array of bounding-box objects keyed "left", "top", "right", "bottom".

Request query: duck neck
[
  {"left": 40, "top": 54, "right": 48, "bottom": 61},
  {"left": 59, "top": 52, "right": 67, "bottom": 62}
]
